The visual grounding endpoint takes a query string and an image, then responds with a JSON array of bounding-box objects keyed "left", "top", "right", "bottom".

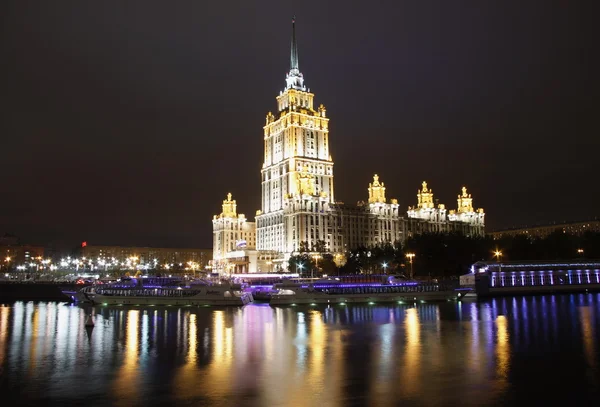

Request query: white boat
[
  {"left": 83, "top": 277, "right": 253, "bottom": 306},
  {"left": 269, "top": 280, "right": 457, "bottom": 305}
]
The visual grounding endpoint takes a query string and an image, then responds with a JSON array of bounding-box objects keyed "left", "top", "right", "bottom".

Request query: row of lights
[{"left": 4, "top": 255, "right": 202, "bottom": 273}]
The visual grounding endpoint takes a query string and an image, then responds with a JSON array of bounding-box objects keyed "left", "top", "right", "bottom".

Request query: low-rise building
[
  {"left": 490, "top": 220, "right": 600, "bottom": 239},
  {"left": 80, "top": 245, "right": 212, "bottom": 269},
  {"left": 1, "top": 244, "right": 45, "bottom": 268}
]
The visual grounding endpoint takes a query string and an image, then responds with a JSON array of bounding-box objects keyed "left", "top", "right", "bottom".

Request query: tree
[
  {"left": 288, "top": 253, "right": 315, "bottom": 276},
  {"left": 298, "top": 241, "right": 311, "bottom": 253},
  {"left": 312, "top": 239, "right": 327, "bottom": 253},
  {"left": 333, "top": 253, "right": 347, "bottom": 275}
]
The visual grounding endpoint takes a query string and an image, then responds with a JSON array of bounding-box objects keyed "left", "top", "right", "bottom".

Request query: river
[{"left": 1, "top": 294, "right": 599, "bottom": 406}]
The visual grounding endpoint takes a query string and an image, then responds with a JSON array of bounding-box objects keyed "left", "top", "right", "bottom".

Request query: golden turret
[
  {"left": 417, "top": 181, "right": 435, "bottom": 209},
  {"left": 266, "top": 111, "right": 275, "bottom": 125},
  {"left": 368, "top": 174, "right": 386, "bottom": 204},
  {"left": 219, "top": 193, "right": 237, "bottom": 218},
  {"left": 318, "top": 104, "right": 326, "bottom": 117},
  {"left": 457, "top": 186, "right": 474, "bottom": 213}
]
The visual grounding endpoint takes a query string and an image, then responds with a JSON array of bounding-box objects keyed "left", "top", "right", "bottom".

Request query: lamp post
[
  {"left": 406, "top": 253, "right": 415, "bottom": 279},
  {"left": 494, "top": 250, "right": 502, "bottom": 272},
  {"left": 188, "top": 261, "right": 199, "bottom": 278},
  {"left": 382, "top": 262, "right": 388, "bottom": 274},
  {"left": 577, "top": 248, "right": 584, "bottom": 258},
  {"left": 312, "top": 254, "right": 321, "bottom": 280},
  {"left": 296, "top": 262, "right": 304, "bottom": 276}
]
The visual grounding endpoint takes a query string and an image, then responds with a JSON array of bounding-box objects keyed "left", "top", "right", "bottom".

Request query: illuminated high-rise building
[
  {"left": 256, "top": 17, "right": 334, "bottom": 254},
  {"left": 212, "top": 18, "right": 486, "bottom": 273}
]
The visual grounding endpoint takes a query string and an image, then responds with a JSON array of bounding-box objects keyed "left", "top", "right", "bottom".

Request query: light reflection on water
[{"left": 1, "top": 294, "right": 600, "bottom": 406}]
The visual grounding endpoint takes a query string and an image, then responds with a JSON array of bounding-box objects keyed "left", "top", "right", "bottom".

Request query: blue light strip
[
  {"left": 101, "top": 285, "right": 189, "bottom": 289},
  {"left": 490, "top": 270, "right": 600, "bottom": 275},
  {"left": 300, "top": 282, "right": 420, "bottom": 289},
  {"left": 488, "top": 263, "right": 600, "bottom": 268}
]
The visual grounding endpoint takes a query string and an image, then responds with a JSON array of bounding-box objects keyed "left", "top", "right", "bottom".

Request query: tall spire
[
  {"left": 290, "top": 16, "right": 299, "bottom": 72},
  {"left": 285, "top": 16, "right": 305, "bottom": 91}
]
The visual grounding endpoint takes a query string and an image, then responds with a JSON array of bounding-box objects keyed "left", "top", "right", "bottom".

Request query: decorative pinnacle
[{"left": 290, "top": 16, "right": 299, "bottom": 71}]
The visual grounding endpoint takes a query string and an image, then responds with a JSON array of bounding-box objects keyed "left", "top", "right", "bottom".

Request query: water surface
[{"left": 1, "top": 295, "right": 599, "bottom": 406}]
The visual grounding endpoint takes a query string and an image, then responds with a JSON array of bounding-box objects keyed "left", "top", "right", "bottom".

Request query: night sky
[{"left": 1, "top": 1, "right": 596, "bottom": 250}]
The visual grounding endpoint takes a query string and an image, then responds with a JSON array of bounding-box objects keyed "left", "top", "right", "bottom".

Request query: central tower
[{"left": 256, "top": 17, "right": 335, "bottom": 254}]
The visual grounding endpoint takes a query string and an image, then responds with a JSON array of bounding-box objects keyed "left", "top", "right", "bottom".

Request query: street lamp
[
  {"left": 382, "top": 262, "right": 388, "bottom": 274},
  {"left": 494, "top": 250, "right": 503, "bottom": 272},
  {"left": 188, "top": 261, "right": 199, "bottom": 278},
  {"left": 577, "top": 248, "right": 584, "bottom": 258},
  {"left": 406, "top": 253, "right": 415, "bottom": 279},
  {"left": 312, "top": 254, "right": 321, "bottom": 280},
  {"left": 296, "top": 262, "right": 304, "bottom": 275},
  {"left": 266, "top": 260, "right": 273, "bottom": 273}
]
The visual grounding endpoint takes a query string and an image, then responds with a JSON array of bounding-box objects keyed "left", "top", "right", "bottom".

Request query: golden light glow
[
  {"left": 173, "top": 313, "right": 198, "bottom": 398},
  {"left": 113, "top": 310, "right": 140, "bottom": 406},
  {"left": 494, "top": 315, "right": 510, "bottom": 393},
  {"left": 307, "top": 311, "right": 326, "bottom": 390},
  {"left": 467, "top": 303, "right": 483, "bottom": 379},
  {"left": 28, "top": 306, "right": 40, "bottom": 374},
  {"left": 401, "top": 308, "right": 421, "bottom": 396},
  {"left": 579, "top": 307, "right": 596, "bottom": 369},
  {"left": 204, "top": 311, "right": 233, "bottom": 396},
  {"left": 0, "top": 306, "right": 10, "bottom": 367},
  {"left": 283, "top": 310, "right": 341, "bottom": 407}
]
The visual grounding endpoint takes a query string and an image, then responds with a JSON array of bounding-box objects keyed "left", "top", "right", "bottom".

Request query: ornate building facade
[
  {"left": 212, "top": 193, "right": 258, "bottom": 273},
  {"left": 406, "top": 183, "right": 485, "bottom": 238},
  {"left": 212, "top": 19, "right": 485, "bottom": 274}
]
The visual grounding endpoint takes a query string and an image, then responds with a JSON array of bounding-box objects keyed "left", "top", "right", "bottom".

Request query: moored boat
[
  {"left": 269, "top": 280, "right": 458, "bottom": 305},
  {"left": 250, "top": 285, "right": 279, "bottom": 301},
  {"left": 81, "top": 277, "right": 253, "bottom": 306}
]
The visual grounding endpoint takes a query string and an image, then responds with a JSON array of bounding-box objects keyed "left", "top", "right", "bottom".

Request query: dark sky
[{"left": 1, "top": 1, "right": 596, "bottom": 250}]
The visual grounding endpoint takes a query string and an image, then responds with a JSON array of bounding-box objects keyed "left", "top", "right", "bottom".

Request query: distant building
[
  {"left": 80, "top": 245, "right": 212, "bottom": 269},
  {"left": 0, "top": 244, "right": 45, "bottom": 267},
  {"left": 490, "top": 220, "right": 600, "bottom": 239},
  {"left": 0, "top": 233, "right": 45, "bottom": 268}
]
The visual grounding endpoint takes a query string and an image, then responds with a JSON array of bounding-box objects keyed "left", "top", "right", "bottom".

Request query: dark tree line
[{"left": 288, "top": 230, "right": 600, "bottom": 278}]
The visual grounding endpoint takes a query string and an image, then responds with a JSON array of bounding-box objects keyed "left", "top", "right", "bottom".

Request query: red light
[{"left": 81, "top": 241, "right": 87, "bottom": 247}]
